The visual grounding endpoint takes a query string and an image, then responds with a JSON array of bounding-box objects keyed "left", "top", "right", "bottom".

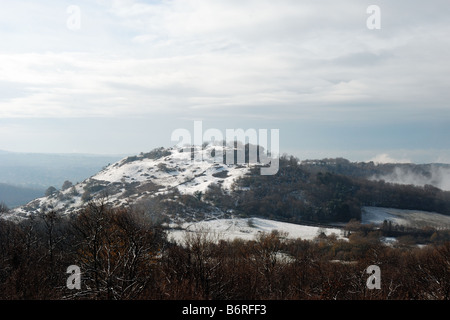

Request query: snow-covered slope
[
  {"left": 168, "top": 217, "right": 346, "bottom": 243},
  {"left": 5, "top": 145, "right": 252, "bottom": 220},
  {"left": 93, "top": 146, "right": 247, "bottom": 194},
  {"left": 362, "top": 206, "right": 450, "bottom": 229}
]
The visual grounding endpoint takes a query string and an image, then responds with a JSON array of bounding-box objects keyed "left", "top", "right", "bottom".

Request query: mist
[{"left": 371, "top": 165, "right": 450, "bottom": 191}]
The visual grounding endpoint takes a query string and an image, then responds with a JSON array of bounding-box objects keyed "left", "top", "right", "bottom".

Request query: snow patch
[
  {"left": 362, "top": 206, "right": 450, "bottom": 229},
  {"left": 167, "top": 217, "right": 346, "bottom": 243}
]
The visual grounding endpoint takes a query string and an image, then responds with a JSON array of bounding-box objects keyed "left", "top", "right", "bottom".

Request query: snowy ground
[
  {"left": 93, "top": 146, "right": 249, "bottom": 195},
  {"left": 167, "top": 217, "right": 346, "bottom": 243},
  {"left": 7, "top": 146, "right": 251, "bottom": 218},
  {"left": 361, "top": 206, "right": 450, "bottom": 229}
]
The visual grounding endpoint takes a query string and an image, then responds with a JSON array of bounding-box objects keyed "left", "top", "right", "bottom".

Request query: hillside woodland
[{"left": 226, "top": 155, "right": 450, "bottom": 224}]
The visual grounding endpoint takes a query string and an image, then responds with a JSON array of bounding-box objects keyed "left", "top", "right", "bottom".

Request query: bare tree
[{"left": 69, "top": 201, "right": 165, "bottom": 299}]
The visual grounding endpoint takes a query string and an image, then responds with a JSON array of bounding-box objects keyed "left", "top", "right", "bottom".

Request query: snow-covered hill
[
  {"left": 7, "top": 145, "right": 450, "bottom": 244},
  {"left": 168, "top": 217, "right": 346, "bottom": 243},
  {"left": 5, "top": 145, "right": 253, "bottom": 220}
]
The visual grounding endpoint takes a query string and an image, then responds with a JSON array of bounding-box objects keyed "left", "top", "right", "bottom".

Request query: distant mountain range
[
  {"left": 0, "top": 150, "right": 124, "bottom": 208},
  {"left": 0, "top": 183, "right": 44, "bottom": 208},
  {"left": 0, "top": 149, "right": 124, "bottom": 188}
]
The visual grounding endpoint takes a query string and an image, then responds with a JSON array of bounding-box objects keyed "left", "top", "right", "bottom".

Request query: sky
[{"left": 0, "top": 0, "right": 449, "bottom": 163}]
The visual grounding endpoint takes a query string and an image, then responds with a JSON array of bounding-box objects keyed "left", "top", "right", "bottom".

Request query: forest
[
  {"left": 201, "top": 154, "right": 450, "bottom": 224},
  {"left": 0, "top": 202, "right": 449, "bottom": 300}
]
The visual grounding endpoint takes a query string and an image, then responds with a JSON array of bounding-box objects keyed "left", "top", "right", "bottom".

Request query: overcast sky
[{"left": 0, "top": 0, "right": 449, "bottom": 163}]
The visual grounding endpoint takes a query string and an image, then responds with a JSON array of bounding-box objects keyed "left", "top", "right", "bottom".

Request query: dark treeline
[
  {"left": 0, "top": 203, "right": 449, "bottom": 300},
  {"left": 222, "top": 155, "right": 450, "bottom": 223}
]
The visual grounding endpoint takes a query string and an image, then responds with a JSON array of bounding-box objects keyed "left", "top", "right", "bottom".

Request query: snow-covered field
[
  {"left": 167, "top": 217, "right": 346, "bottom": 243},
  {"left": 362, "top": 206, "right": 450, "bottom": 229}
]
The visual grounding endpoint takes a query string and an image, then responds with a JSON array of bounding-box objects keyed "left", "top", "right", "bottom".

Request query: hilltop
[{"left": 5, "top": 145, "right": 255, "bottom": 222}]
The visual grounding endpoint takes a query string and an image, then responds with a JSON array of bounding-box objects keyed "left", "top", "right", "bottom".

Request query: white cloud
[
  {"left": 0, "top": 0, "right": 449, "bottom": 156},
  {"left": 0, "top": 0, "right": 449, "bottom": 121},
  {"left": 369, "top": 153, "right": 411, "bottom": 164}
]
